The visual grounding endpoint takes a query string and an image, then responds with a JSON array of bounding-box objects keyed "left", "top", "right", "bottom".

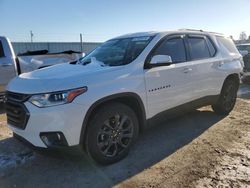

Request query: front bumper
[
  {"left": 8, "top": 101, "right": 87, "bottom": 148},
  {"left": 0, "top": 92, "right": 5, "bottom": 102},
  {"left": 13, "top": 132, "right": 82, "bottom": 154}
]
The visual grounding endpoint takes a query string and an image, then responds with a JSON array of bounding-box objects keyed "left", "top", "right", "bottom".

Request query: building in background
[{"left": 12, "top": 42, "right": 101, "bottom": 55}]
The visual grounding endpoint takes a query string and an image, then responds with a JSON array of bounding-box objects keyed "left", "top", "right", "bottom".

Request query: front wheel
[
  {"left": 212, "top": 78, "right": 239, "bottom": 115},
  {"left": 85, "top": 102, "right": 139, "bottom": 165}
]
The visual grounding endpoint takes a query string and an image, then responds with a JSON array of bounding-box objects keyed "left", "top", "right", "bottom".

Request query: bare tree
[{"left": 239, "top": 31, "right": 247, "bottom": 41}]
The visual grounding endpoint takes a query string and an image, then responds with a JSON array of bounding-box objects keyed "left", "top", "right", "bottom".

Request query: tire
[
  {"left": 85, "top": 102, "right": 139, "bottom": 165},
  {"left": 212, "top": 78, "right": 239, "bottom": 115}
]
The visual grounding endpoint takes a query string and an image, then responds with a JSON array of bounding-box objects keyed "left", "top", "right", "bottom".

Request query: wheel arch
[
  {"left": 219, "top": 73, "right": 240, "bottom": 94},
  {"left": 224, "top": 73, "right": 240, "bottom": 86},
  {"left": 79, "top": 92, "right": 147, "bottom": 146}
]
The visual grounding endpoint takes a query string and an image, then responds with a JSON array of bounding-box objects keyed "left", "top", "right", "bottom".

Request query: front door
[{"left": 144, "top": 35, "right": 195, "bottom": 118}]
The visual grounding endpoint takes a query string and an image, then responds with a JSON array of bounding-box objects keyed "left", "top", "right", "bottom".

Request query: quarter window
[
  {"left": 188, "top": 37, "right": 210, "bottom": 60},
  {"left": 216, "top": 36, "right": 239, "bottom": 54},
  {"left": 206, "top": 38, "right": 216, "bottom": 56},
  {"left": 0, "top": 42, "right": 4, "bottom": 58},
  {"left": 153, "top": 37, "right": 186, "bottom": 63}
]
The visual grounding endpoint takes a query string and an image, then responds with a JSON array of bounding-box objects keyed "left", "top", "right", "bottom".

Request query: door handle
[
  {"left": 183, "top": 67, "right": 192, "bottom": 73},
  {"left": 0, "top": 63, "right": 12, "bottom": 67},
  {"left": 218, "top": 62, "right": 224, "bottom": 67}
]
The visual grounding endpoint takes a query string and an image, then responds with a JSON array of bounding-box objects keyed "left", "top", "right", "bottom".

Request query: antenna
[
  {"left": 30, "top": 30, "right": 34, "bottom": 43},
  {"left": 80, "top": 33, "right": 83, "bottom": 52}
]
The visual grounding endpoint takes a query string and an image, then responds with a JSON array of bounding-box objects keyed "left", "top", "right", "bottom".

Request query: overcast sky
[{"left": 0, "top": 0, "right": 249, "bottom": 42}]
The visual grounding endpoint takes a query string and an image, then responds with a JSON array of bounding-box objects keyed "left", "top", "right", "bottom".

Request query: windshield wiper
[
  {"left": 82, "top": 60, "right": 91, "bottom": 65},
  {"left": 80, "top": 57, "right": 107, "bottom": 67}
]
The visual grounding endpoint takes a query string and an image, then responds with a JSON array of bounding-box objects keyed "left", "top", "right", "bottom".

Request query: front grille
[
  {"left": 0, "top": 92, "right": 5, "bottom": 102},
  {"left": 6, "top": 92, "right": 30, "bottom": 102},
  {"left": 5, "top": 92, "right": 30, "bottom": 130}
]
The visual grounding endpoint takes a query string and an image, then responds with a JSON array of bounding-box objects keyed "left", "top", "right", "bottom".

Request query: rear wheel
[
  {"left": 212, "top": 78, "right": 239, "bottom": 115},
  {"left": 85, "top": 102, "right": 139, "bottom": 165}
]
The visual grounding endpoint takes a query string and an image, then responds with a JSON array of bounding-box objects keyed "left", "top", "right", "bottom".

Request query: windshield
[{"left": 79, "top": 36, "right": 153, "bottom": 66}]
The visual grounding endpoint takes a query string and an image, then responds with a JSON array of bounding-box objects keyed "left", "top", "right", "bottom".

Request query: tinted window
[
  {"left": 154, "top": 37, "right": 186, "bottom": 63},
  {"left": 188, "top": 37, "right": 210, "bottom": 60},
  {"left": 0, "top": 42, "right": 4, "bottom": 58},
  {"left": 217, "top": 36, "right": 239, "bottom": 54},
  {"left": 207, "top": 38, "right": 216, "bottom": 56}
]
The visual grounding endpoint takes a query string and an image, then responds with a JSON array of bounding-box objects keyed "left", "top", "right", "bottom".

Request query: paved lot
[{"left": 0, "top": 85, "right": 249, "bottom": 188}]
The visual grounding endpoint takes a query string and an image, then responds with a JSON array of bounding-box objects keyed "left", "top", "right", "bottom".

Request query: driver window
[{"left": 153, "top": 37, "right": 186, "bottom": 63}]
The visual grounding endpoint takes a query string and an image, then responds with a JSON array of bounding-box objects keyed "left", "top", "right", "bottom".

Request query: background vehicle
[
  {"left": 0, "top": 36, "right": 84, "bottom": 101},
  {"left": 5, "top": 30, "right": 243, "bottom": 164},
  {"left": 237, "top": 43, "right": 250, "bottom": 84},
  {"left": 0, "top": 37, "right": 16, "bottom": 101}
]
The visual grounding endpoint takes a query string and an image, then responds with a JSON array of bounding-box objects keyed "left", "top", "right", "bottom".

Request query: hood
[{"left": 7, "top": 62, "right": 119, "bottom": 94}]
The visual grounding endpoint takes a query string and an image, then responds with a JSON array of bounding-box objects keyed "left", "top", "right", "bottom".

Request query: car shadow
[{"left": 0, "top": 108, "right": 225, "bottom": 188}]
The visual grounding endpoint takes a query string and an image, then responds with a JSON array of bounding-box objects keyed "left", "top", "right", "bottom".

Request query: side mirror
[{"left": 149, "top": 55, "right": 172, "bottom": 67}]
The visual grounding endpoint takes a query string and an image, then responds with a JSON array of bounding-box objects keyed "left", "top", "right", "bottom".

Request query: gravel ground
[{"left": 0, "top": 86, "right": 249, "bottom": 188}]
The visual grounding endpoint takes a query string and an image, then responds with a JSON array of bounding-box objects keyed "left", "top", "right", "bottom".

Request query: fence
[{"left": 12, "top": 42, "right": 101, "bottom": 55}]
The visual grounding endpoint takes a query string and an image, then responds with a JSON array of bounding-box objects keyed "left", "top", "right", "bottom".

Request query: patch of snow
[
  {"left": 0, "top": 151, "right": 34, "bottom": 173},
  {"left": 238, "top": 86, "right": 250, "bottom": 96}
]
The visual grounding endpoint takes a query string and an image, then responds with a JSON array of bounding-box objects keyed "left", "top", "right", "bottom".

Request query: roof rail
[
  {"left": 206, "top": 31, "right": 224, "bottom": 35},
  {"left": 179, "top": 28, "right": 204, "bottom": 32},
  {"left": 178, "top": 28, "right": 223, "bottom": 35}
]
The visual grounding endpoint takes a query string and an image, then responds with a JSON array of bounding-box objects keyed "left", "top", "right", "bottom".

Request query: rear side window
[
  {"left": 188, "top": 37, "right": 210, "bottom": 60},
  {"left": 0, "top": 42, "right": 4, "bottom": 58},
  {"left": 206, "top": 38, "right": 216, "bottom": 56},
  {"left": 153, "top": 37, "right": 186, "bottom": 63},
  {"left": 216, "top": 36, "right": 239, "bottom": 54}
]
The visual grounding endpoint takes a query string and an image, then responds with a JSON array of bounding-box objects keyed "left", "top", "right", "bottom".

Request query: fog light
[{"left": 40, "top": 132, "right": 68, "bottom": 147}]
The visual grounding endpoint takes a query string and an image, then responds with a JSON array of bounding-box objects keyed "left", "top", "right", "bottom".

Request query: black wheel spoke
[
  {"left": 104, "top": 120, "right": 114, "bottom": 130},
  {"left": 97, "top": 113, "right": 134, "bottom": 158},
  {"left": 118, "top": 115, "right": 128, "bottom": 129},
  {"left": 100, "top": 129, "right": 112, "bottom": 135},
  {"left": 103, "top": 142, "right": 113, "bottom": 155},
  {"left": 121, "top": 122, "right": 132, "bottom": 132},
  {"left": 110, "top": 143, "right": 118, "bottom": 157},
  {"left": 118, "top": 138, "right": 129, "bottom": 148},
  {"left": 103, "top": 142, "right": 118, "bottom": 157},
  {"left": 114, "top": 114, "right": 121, "bottom": 128},
  {"left": 97, "top": 140, "right": 108, "bottom": 149},
  {"left": 88, "top": 103, "right": 139, "bottom": 164},
  {"left": 122, "top": 132, "right": 133, "bottom": 138}
]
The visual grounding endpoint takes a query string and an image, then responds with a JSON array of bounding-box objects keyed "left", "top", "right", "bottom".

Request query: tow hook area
[{"left": 40, "top": 132, "right": 68, "bottom": 148}]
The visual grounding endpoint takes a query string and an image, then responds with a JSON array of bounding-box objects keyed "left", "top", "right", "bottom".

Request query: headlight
[{"left": 29, "top": 87, "right": 87, "bottom": 108}]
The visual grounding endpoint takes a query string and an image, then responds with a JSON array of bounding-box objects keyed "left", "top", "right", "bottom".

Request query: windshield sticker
[{"left": 132, "top": 36, "right": 151, "bottom": 42}]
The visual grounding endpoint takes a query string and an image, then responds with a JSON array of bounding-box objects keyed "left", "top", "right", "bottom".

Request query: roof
[
  {"left": 237, "top": 43, "right": 250, "bottom": 46},
  {"left": 112, "top": 31, "right": 159, "bottom": 39},
  {"left": 112, "top": 29, "right": 224, "bottom": 40}
]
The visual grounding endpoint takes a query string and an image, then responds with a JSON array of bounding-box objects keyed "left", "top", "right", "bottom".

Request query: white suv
[{"left": 5, "top": 30, "right": 243, "bottom": 164}]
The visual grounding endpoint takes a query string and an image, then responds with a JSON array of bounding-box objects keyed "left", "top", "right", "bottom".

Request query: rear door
[
  {"left": 144, "top": 34, "right": 196, "bottom": 118},
  {"left": 185, "top": 34, "right": 219, "bottom": 99},
  {"left": 0, "top": 38, "right": 17, "bottom": 93}
]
